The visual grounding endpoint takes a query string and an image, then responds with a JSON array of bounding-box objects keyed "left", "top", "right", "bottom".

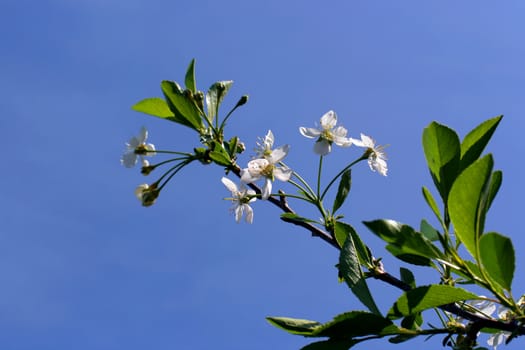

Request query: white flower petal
[
  {"left": 222, "top": 177, "right": 238, "bottom": 193},
  {"left": 134, "top": 184, "right": 149, "bottom": 200},
  {"left": 268, "top": 145, "right": 290, "bottom": 163},
  {"left": 487, "top": 332, "right": 510, "bottom": 350},
  {"left": 121, "top": 152, "right": 138, "bottom": 168},
  {"left": 127, "top": 136, "right": 141, "bottom": 149},
  {"left": 299, "top": 127, "right": 322, "bottom": 138},
  {"left": 261, "top": 178, "right": 272, "bottom": 199},
  {"left": 264, "top": 130, "right": 274, "bottom": 148},
  {"left": 314, "top": 140, "right": 331, "bottom": 155},
  {"left": 241, "top": 168, "right": 260, "bottom": 183},
  {"left": 138, "top": 126, "right": 148, "bottom": 143},
  {"left": 274, "top": 167, "right": 292, "bottom": 182},
  {"left": 320, "top": 110, "right": 337, "bottom": 129},
  {"left": 234, "top": 204, "right": 243, "bottom": 223},
  {"left": 244, "top": 204, "right": 254, "bottom": 223}
]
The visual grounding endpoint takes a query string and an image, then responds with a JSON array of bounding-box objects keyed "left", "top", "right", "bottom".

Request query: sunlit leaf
[
  {"left": 421, "top": 186, "right": 443, "bottom": 226},
  {"left": 266, "top": 317, "right": 321, "bottom": 336},
  {"left": 184, "top": 58, "right": 197, "bottom": 93},
  {"left": 479, "top": 232, "right": 515, "bottom": 291},
  {"left": 448, "top": 155, "right": 493, "bottom": 258},
  {"left": 132, "top": 97, "right": 174, "bottom": 119},
  {"left": 161, "top": 80, "right": 204, "bottom": 131},
  {"left": 422, "top": 122, "right": 460, "bottom": 202},
  {"left": 460, "top": 115, "right": 502, "bottom": 173},
  {"left": 387, "top": 285, "right": 477, "bottom": 319},
  {"left": 206, "top": 80, "right": 233, "bottom": 123},
  {"left": 363, "top": 220, "right": 443, "bottom": 264},
  {"left": 280, "top": 213, "right": 318, "bottom": 224},
  {"left": 486, "top": 170, "right": 502, "bottom": 211}
]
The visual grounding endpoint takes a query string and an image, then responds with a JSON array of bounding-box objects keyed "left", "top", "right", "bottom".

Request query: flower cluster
[
  {"left": 300, "top": 111, "right": 388, "bottom": 176},
  {"left": 455, "top": 298, "right": 511, "bottom": 350}
]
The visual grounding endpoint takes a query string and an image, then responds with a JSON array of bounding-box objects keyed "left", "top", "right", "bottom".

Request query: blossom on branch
[
  {"left": 241, "top": 131, "right": 292, "bottom": 200},
  {"left": 121, "top": 127, "right": 156, "bottom": 168},
  {"left": 351, "top": 133, "right": 388, "bottom": 176},
  {"left": 299, "top": 110, "right": 352, "bottom": 155},
  {"left": 221, "top": 177, "right": 256, "bottom": 223},
  {"left": 135, "top": 183, "right": 159, "bottom": 207}
]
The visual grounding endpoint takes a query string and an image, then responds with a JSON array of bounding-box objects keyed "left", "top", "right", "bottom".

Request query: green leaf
[
  {"left": 184, "top": 59, "right": 197, "bottom": 93},
  {"left": 208, "top": 141, "right": 232, "bottom": 166},
  {"left": 312, "top": 311, "right": 399, "bottom": 338},
  {"left": 334, "top": 222, "right": 372, "bottom": 266},
  {"left": 422, "top": 122, "right": 461, "bottom": 202},
  {"left": 266, "top": 317, "right": 321, "bottom": 336},
  {"left": 161, "top": 80, "right": 204, "bottom": 131},
  {"left": 339, "top": 235, "right": 380, "bottom": 314},
  {"left": 448, "top": 155, "right": 493, "bottom": 258},
  {"left": 280, "top": 213, "right": 318, "bottom": 224},
  {"left": 399, "top": 267, "right": 416, "bottom": 289},
  {"left": 363, "top": 220, "right": 444, "bottom": 264},
  {"left": 420, "top": 219, "right": 440, "bottom": 242},
  {"left": 132, "top": 97, "right": 175, "bottom": 119},
  {"left": 333, "top": 170, "right": 351, "bottom": 214},
  {"left": 387, "top": 285, "right": 477, "bottom": 319},
  {"left": 460, "top": 115, "right": 502, "bottom": 173},
  {"left": 479, "top": 232, "right": 515, "bottom": 291},
  {"left": 205, "top": 80, "right": 233, "bottom": 123},
  {"left": 421, "top": 186, "right": 443, "bottom": 225},
  {"left": 301, "top": 339, "right": 358, "bottom": 350},
  {"left": 486, "top": 170, "right": 502, "bottom": 211},
  {"left": 385, "top": 245, "right": 432, "bottom": 266}
]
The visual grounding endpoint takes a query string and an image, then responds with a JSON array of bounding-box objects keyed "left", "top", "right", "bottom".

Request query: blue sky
[{"left": 3, "top": 1, "right": 525, "bottom": 349}]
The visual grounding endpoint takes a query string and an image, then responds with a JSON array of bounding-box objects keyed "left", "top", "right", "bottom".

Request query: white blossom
[
  {"left": 299, "top": 110, "right": 352, "bottom": 155},
  {"left": 351, "top": 133, "right": 388, "bottom": 176},
  {"left": 241, "top": 131, "right": 292, "bottom": 199},
  {"left": 221, "top": 177, "right": 256, "bottom": 223},
  {"left": 487, "top": 331, "right": 510, "bottom": 350},
  {"left": 134, "top": 183, "right": 159, "bottom": 207},
  {"left": 121, "top": 127, "right": 156, "bottom": 168}
]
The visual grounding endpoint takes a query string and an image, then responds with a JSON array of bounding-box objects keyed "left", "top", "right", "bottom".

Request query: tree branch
[{"left": 229, "top": 165, "right": 525, "bottom": 337}]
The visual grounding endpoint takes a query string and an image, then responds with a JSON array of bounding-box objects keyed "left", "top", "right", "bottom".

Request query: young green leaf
[
  {"left": 339, "top": 235, "right": 380, "bottom": 315},
  {"left": 333, "top": 169, "right": 351, "bottom": 214},
  {"left": 460, "top": 115, "right": 502, "bottom": 173},
  {"left": 486, "top": 170, "right": 502, "bottom": 211},
  {"left": 312, "top": 311, "right": 399, "bottom": 338},
  {"left": 479, "top": 232, "right": 515, "bottom": 291},
  {"left": 387, "top": 285, "right": 477, "bottom": 319},
  {"left": 421, "top": 186, "right": 443, "bottom": 226},
  {"left": 363, "top": 220, "right": 444, "bottom": 264},
  {"left": 132, "top": 97, "right": 175, "bottom": 118},
  {"left": 280, "top": 213, "right": 318, "bottom": 224},
  {"left": 205, "top": 80, "right": 233, "bottom": 123},
  {"left": 422, "top": 122, "right": 461, "bottom": 202},
  {"left": 266, "top": 317, "right": 321, "bottom": 336},
  {"left": 184, "top": 59, "right": 197, "bottom": 93},
  {"left": 448, "top": 154, "right": 493, "bottom": 258},
  {"left": 161, "top": 80, "right": 204, "bottom": 131}
]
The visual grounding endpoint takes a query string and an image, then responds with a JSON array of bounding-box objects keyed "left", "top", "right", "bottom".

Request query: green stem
[{"left": 320, "top": 153, "right": 367, "bottom": 201}]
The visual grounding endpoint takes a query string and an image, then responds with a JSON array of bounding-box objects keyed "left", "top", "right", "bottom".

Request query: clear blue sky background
[{"left": 3, "top": 1, "right": 525, "bottom": 349}]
